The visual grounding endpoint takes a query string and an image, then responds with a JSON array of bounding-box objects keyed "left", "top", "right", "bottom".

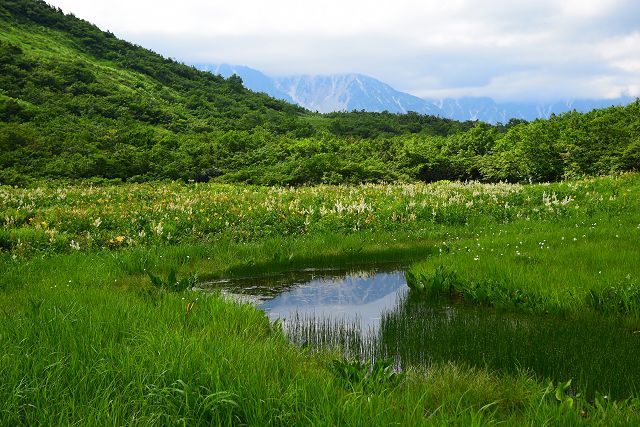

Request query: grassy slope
[
  {"left": 0, "top": 5, "right": 475, "bottom": 186},
  {"left": 3, "top": 1, "right": 638, "bottom": 188},
  {"left": 0, "top": 21, "right": 279, "bottom": 130}
]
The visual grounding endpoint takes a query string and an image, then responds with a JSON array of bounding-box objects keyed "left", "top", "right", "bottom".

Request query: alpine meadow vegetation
[{"left": 1, "top": 0, "right": 640, "bottom": 425}]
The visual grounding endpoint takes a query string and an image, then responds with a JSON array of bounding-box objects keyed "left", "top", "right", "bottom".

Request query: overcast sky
[{"left": 45, "top": 0, "right": 640, "bottom": 102}]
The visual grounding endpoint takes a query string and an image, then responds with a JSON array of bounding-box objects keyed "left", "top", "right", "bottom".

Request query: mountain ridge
[{"left": 195, "top": 63, "right": 633, "bottom": 124}]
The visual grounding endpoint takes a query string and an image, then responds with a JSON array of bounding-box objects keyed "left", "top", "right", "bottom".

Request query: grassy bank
[
  {"left": 2, "top": 256, "right": 639, "bottom": 425},
  {"left": 0, "top": 230, "right": 441, "bottom": 292},
  {"left": 2, "top": 174, "right": 640, "bottom": 424},
  {"left": 406, "top": 204, "right": 640, "bottom": 317}
]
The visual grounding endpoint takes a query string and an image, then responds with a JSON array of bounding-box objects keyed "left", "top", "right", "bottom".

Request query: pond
[{"left": 210, "top": 267, "right": 640, "bottom": 399}]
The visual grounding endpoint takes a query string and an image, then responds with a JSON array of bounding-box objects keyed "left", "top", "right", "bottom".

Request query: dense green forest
[{"left": 0, "top": 0, "right": 638, "bottom": 186}]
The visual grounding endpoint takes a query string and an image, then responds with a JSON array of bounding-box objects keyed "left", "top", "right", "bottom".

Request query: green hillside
[{"left": 0, "top": 0, "right": 638, "bottom": 186}]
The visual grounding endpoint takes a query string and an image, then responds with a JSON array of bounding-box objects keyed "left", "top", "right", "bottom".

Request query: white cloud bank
[{"left": 45, "top": 0, "right": 640, "bottom": 101}]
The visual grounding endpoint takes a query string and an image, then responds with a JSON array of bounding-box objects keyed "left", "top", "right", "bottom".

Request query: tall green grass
[
  {"left": 380, "top": 294, "right": 640, "bottom": 399},
  {"left": 2, "top": 281, "right": 639, "bottom": 425},
  {"left": 407, "top": 215, "right": 640, "bottom": 317},
  {"left": 280, "top": 288, "right": 640, "bottom": 400},
  {"left": 1, "top": 174, "right": 640, "bottom": 424},
  {"left": 0, "top": 230, "right": 439, "bottom": 292}
]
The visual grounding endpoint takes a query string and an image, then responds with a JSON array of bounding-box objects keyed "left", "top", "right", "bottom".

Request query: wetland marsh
[
  {"left": 2, "top": 173, "right": 640, "bottom": 425},
  {"left": 219, "top": 268, "right": 640, "bottom": 400}
]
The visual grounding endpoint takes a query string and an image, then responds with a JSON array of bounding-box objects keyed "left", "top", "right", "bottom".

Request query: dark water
[{"left": 211, "top": 269, "right": 640, "bottom": 399}]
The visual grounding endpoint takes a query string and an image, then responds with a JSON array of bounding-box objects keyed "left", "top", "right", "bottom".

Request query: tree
[{"left": 227, "top": 74, "right": 244, "bottom": 93}]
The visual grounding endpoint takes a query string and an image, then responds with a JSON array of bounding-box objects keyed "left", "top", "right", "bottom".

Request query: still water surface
[{"left": 212, "top": 268, "right": 639, "bottom": 398}]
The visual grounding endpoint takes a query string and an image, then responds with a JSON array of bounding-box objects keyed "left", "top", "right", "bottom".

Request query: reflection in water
[
  {"left": 218, "top": 269, "right": 640, "bottom": 399},
  {"left": 259, "top": 270, "right": 406, "bottom": 335}
]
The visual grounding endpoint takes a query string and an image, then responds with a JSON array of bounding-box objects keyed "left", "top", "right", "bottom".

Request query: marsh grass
[
  {"left": 3, "top": 282, "right": 639, "bottom": 425},
  {"left": 2, "top": 174, "right": 640, "bottom": 424},
  {"left": 285, "top": 313, "right": 367, "bottom": 358},
  {"left": 408, "top": 208, "right": 640, "bottom": 317},
  {"left": 147, "top": 268, "right": 198, "bottom": 292},
  {"left": 0, "top": 230, "right": 438, "bottom": 294},
  {"left": 280, "top": 291, "right": 640, "bottom": 400},
  {"left": 381, "top": 295, "right": 640, "bottom": 399}
]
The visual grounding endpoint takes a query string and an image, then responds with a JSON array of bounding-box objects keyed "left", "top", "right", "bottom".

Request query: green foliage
[
  {"left": 406, "top": 174, "right": 640, "bottom": 318},
  {"left": 406, "top": 265, "right": 455, "bottom": 295},
  {"left": 0, "top": 1, "right": 639, "bottom": 186},
  {"left": 3, "top": 174, "right": 637, "bottom": 257},
  {"left": 587, "top": 278, "right": 640, "bottom": 315},
  {"left": 407, "top": 266, "right": 548, "bottom": 312},
  {"left": 330, "top": 357, "right": 405, "bottom": 392},
  {"left": 554, "top": 379, "right": 579, "bottom": 411},
  {"left": 145, "top": 380, "right": 244, "bottom": 424},
  {"left": 147, "top": 268, "right": 198, "bottom": 292}
]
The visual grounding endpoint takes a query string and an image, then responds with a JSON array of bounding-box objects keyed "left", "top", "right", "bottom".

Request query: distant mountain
[
  {"left": 196, "top": 63, "right": 633, "bottom": 123},
  {"left": 194, "top": 64, "right": 441, "bottom": 115},
  {"left": 435, "top": 97, "right": 634, "bottom": 123},
  {"left": 271, "top": 74, "right": 442, "bottom": 115}
]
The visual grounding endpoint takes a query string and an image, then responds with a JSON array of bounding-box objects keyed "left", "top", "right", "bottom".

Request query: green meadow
[
  {"left": 2, "top": 1, "right": 640, "bottom": 424},
  {"left": 1, "top": 174, "right": 640, "bottom": 425}
]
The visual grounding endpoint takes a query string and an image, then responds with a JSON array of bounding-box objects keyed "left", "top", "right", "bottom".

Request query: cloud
[{"left": 46, "top": 0, "right": 640, "bottom": 101}]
